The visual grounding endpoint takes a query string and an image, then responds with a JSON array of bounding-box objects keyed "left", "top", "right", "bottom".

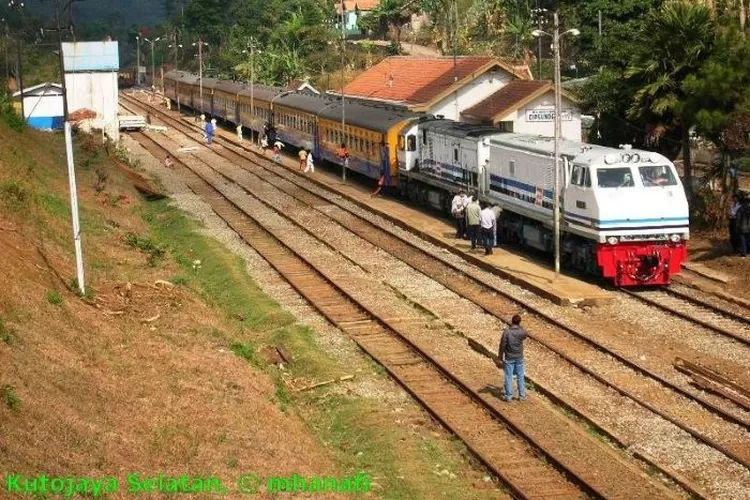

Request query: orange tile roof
[
  {"left": 462, "top": 80, "right": 554, "bottom": 123},
  {"left": 340, "top": 56, "right": 525, "bottom": 109},
  {"left": 336, "top": 0, "right": 380, "bottom": 14}
]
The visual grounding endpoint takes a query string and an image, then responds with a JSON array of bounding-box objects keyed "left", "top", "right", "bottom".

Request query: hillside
[{"left": 0, "top": 104, "right": 494, "bottom": 497}]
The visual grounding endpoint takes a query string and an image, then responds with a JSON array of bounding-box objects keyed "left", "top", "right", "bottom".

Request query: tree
[
  {"left": 684, "top": 27, "right": 750, "bottom": 189},
  {"left": 626, "top": 1, "right": 716, "bottom": 202},
  {"left": 359, "top": 0, "right": 414, "bottom": 51}
]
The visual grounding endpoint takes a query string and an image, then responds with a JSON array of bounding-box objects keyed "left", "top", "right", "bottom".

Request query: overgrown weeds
[
  {"left": 46, "top": 290, "right": 63, "bottom": 305},
  {"left": 1, "top": 384, "right": 20, "bottom": 412},
  {"left": 124, "top": 231, "right": 167, "bottom": 266},
  {"left": 0, "top": 92, "right": 25, "bottom": 132},
  {"left": 0, "top": 181, "right": 30, "bottom": 211}
]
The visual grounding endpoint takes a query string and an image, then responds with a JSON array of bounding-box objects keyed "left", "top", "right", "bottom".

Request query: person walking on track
[
  {"left": 205, "top": 118, "right": 215, "bottom": 145},
  {"left": 304, "top": 150, "right": 315, "bottom": 173},
  {"left": 498, "top": 314, "right": 527, "bottom": 401},
  {"left": 298, "top": 149, "right": 308, "bottom": 170},
  {"left": 236, "top": 124, "right": 243, "bottom": 142},
  {"left": 273, "top": 141, "right": 284, "bottom": 163}
]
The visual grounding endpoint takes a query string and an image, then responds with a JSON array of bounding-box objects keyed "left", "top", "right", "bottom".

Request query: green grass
[
  {"left": 46, "top": 290, "right": 63, "bottom": 306},
  {"left": 141, "top": 200, "right": 295, "bottom": 333},
  {"left": 1, "top": 384, "right": 20, "bottom": 412},
  {"left": 0, "top": 318, "right": 15, "bottom": 345}
]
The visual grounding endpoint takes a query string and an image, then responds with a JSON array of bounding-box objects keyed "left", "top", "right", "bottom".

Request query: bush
[{"left": 0, "top": 92, "right": 25, "bottom": 132}]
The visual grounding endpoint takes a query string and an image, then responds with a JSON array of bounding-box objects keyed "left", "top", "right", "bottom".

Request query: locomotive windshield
[
  {"left": 597, "top": 167, "right": 634, "bottom": 188},
  {"left": 638, "top": 165, "right": 677, "bottom": 186}
]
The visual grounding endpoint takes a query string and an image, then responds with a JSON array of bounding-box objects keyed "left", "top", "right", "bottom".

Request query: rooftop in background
[
  {"left": 336, "top": 0, "right": 381, "bottom": 15},
  {"left": 336, "top": 56, "right": 530, "bottom": 110},
  {"left": 461, "top": 80, "right": 576, "bottom": 124}
]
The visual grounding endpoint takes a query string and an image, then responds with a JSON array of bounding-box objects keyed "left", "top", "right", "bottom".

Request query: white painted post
[{"left": 64, "top": 121, "right": 85, "bottom": 295}]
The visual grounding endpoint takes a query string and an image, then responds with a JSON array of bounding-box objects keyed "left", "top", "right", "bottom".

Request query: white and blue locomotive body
[{"left": 398, "top": 119, "right": 689, "bottom": 285}]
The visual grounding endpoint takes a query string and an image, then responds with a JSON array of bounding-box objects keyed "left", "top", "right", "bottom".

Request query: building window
[{"left": 497, "top": 121, "right": 514, "bottom": 133}]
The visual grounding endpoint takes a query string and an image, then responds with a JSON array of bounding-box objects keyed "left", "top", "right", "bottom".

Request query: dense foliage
[{"left": 3, "top": 0, "right": 750, "bottom": 201}]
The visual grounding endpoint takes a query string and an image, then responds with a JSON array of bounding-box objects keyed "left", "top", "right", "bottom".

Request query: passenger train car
[
  {"left": 163, "top": 70, "right": 415, "bottom": 185},
  {"left": 397, "top": 118, "right": 689, "bottom": 286},
  {"left": 161, "top": 70, "right": 689, "bottom": 286}
]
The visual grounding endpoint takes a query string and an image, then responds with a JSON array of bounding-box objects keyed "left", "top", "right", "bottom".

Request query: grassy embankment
[{"left": 0, "top": 106, "right": 493, "bottom": 498}]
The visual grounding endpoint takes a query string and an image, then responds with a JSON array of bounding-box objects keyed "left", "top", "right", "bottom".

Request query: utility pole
[
  {"left": 533, "top": 12, "right": 579, "bottom": 279},
  {"left": 193, "top": 39, "right": 207, "bottom": 111},
  {"left": 243, "top": 37, "right": 258, "bottom": 134},
  {"left": 340, "top": 0, "right": 347, "bottom": 183},
  {"left": 8, "top": 1, "right": 24, "bottom": 119},
  {"left": 144, "top": 36, "right": 160, "bottom": 88},
  {"left": 531, "top": 3, "right": 547, "bottom": 80},
  {"left": 47, "top": 0, "right": 85, "bottom": 295},
  {"left": 135, "top": 34, "right": 141, "bottom": 85}
]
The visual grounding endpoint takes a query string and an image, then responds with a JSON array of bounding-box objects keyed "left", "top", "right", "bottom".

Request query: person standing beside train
[
  {"left": 451, "top": 190, "right": 468, "bottom": 239},
  {"left": 465, "top": 196, "right": 481, "bottom": 250},
  {"left": 737, "top": 195, "right": 750, "bottom": 257},
  {"left": 492, "top": 204, "right": 503, "bottom": 247},
  {"left": 498, "top": 314, "right": 527, "bottom": 402},
  {"left": 479, "top": 202, "right": 497, "bottom": 256},
  {"left": 205, "top": 118, "right": 215, "bottom": 145},
  {"left": 729, "top": 193, "right": 741, "bottom": 253}
]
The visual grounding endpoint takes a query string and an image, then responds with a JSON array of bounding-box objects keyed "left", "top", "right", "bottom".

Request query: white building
[
  {"left": 62, "top": 41, "right": 120, "bottom": 139},
  {"left": 332, "top": 56, "right": 533, "bottom": 122},
  {"left": 12, "top": 83, "right": 64, "bottom": 130},
  {"left": 461, "top": 80, "right": 582, "bottom": 142}
]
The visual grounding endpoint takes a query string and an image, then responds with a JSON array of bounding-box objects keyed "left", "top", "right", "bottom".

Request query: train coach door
[{"left": 565, "top": 163, "right": 595, "bottom": 227}]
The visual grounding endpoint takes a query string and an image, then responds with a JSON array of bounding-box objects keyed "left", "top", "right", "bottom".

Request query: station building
[
  {"left": 12, "top": 83, "right": 64, "bottom": 130},
  {"left": 332, "top": 56, "right": 532, "bottom": 122},
  {"left": 461, "top": 80, "right": 583, "bottom": 141}
]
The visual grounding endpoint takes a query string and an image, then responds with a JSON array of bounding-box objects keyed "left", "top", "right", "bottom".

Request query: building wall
[
  {"left": 429, "top": 69, "right": 514, "bottom": 122},
  {"left": 23, "top": 94, "right": 64, "bottom": 130},
  {"left": 507, "top": 93, "right": 582, "bottom": 141}
]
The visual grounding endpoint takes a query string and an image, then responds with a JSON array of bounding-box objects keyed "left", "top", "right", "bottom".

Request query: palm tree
[{"left": 626, "top": 1, "right": 717, "bottom": 202}]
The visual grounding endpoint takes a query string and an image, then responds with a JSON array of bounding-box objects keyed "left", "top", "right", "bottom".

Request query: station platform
[{"left": 180, "top": 116, "right": 613, "bottom": 306}]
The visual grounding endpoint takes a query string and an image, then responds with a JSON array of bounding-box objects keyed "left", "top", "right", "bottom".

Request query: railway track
[
  {"left": 624, "top": 286, "right": 750, "bottom": 348},
  {"left": 128, "top": 129, "right": 636, "bottom": 499},
  {"left": 121, "top": 94, "right": 749, "bottom": 496}
]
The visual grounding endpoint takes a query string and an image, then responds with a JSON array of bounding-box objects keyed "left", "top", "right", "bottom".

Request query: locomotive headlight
[
  {"left": 621, "top": 153, "right": 631, "bottom": 163},
  {"left": 669, "top": 234, "right": 681, "bottom": 243},
  {"left": 606, "top": 236, "right": 619, "bottom": 245},
  {"left": 631, "top": 153, "right": 641, "bottom": 163}
]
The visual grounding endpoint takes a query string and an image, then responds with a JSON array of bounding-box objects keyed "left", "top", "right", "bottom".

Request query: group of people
[
  {"left": 451, "top": 190, "right": 502, "bottom": 255},
  {"left": 729, "top": 192, "right": 750, "bottom": 256}
]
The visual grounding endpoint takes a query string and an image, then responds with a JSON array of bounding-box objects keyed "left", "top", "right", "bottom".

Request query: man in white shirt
[
  {"left": 479, "top": 202, "right": 497, "bottom": 255},
  {"left": 451, "top": 190, "right": 469, "bottom": 239}
]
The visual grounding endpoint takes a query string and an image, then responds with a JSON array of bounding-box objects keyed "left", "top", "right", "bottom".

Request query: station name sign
[{"left": 525, "top": 108, "right": 573, "bottom": 122}]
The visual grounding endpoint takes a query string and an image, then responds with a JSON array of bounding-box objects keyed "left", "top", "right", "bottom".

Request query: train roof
[
  {"left": 490, "top": 134, "right": 669, "bottom": 165},
  {"left": 419, "top": 118, "right": 500, "bottom": 139},
  {"left": 165, "top": 70, "right": 286, "bottom": 100},
  {"left": 274, "top": 92, "right": 419, "bottom": 132}
]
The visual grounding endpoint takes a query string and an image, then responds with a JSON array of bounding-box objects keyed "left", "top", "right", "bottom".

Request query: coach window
[
  {"left": 453, "top": 148, "right": 459, "bottom": 163},
  {"left": 422, "top": 129, "right": 428, "bottom": 145},
  {"left": 398, "top": 135, "right": 405, "bottom": 150},
  {"left": 509, "top": 160, "right": 515, "bottom": 176},
  {"left": 406, "top": 135, "right": 416, "bottom": 151}
]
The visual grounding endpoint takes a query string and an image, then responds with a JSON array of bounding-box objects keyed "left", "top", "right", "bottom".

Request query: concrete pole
[
  {"left": 150, "top": 41, "right": 155, "bottom": 88},
  {"left": 136, "top": 36, "right": 141, "bottom": 85},
  {"left": 56, "top": 0, "right": 85, "bottom": 295},
  {"left": 553, "top": 12, "right": 561, "bottom": 279},
  {"left": 340, "top": 7, "right": 346, "bottom": 183},
  {"left": 198, "top": 39, "right": 203, "bottom": 112}
]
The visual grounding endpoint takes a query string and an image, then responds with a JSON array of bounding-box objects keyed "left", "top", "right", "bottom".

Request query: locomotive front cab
[{"left": 581, "top": 153, "right": 689, "bottom": 286}]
